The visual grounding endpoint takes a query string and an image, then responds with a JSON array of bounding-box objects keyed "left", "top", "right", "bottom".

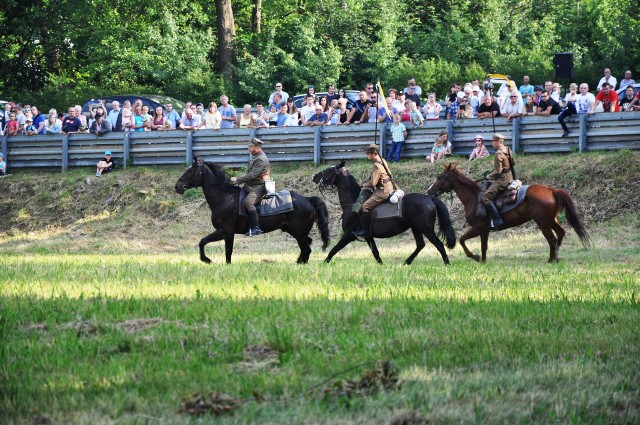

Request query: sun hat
[{"left": 474, "top": 134, "right": 484, "bottom": 141}]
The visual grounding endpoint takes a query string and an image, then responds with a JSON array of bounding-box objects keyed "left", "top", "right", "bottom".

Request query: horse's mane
[
  {"left": 344, "top": 172, "right": 362, "bottom": 199},
  {"left": 202, "top": 161, "right": 238, "bottom": 192},
  {"left": 451, "top": 166, "right": 480, "bottom": 190}
]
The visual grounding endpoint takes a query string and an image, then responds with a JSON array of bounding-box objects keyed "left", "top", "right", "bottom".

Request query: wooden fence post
[
  {"left": 123, "top": 132, "right": 130, "bottom": 169},
  {"left": 313, "top": 126, "right": 321, "bottom": 165},
  {"left": 61, "top": 135, "right": 69, "bottom": 172},
  {"left": 185, "top": 131, "right": 193, "bottom": 164},
  {"left": 512, "top": 118, "right": 520, "bottom": 153},
  {"left": 579, "top": 114, "right": 588, "bottom": 153}
]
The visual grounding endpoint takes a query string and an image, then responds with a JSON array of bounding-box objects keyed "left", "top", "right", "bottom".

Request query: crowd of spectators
[
  {"left": 1, "top": 68, "right": 638, "bottom": 166},
  {"left": 1, "top": 68, "right": 638, "bottom": 138}
]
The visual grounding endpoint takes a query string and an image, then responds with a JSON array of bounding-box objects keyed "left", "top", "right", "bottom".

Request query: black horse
[
  {"left": 175, "top": 156, "right": 330, "bottom": 264},
  {"left": 312, "top": 160, "right": 456, "bottom": 264}
]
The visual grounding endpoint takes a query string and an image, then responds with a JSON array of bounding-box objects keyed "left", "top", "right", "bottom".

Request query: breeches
[
  {"left": 482, "top": 176, "right": 510, "bottom": 204},
  {"left": 243, "top": 189, "right": 265, "bottom": 213},
  {"left": 362, "top": 190, "right": 390, "bottom": 212}
]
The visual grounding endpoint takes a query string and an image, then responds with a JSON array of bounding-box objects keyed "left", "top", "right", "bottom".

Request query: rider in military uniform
[
  {"left": 353, "top": 144, "right": 394, "bottom": 238},
  {"left": 481, "top": 133, "right": 514, "bottom": 229},
  {"left": 231, "top": 138, "right": 271, "bottom": 236}
]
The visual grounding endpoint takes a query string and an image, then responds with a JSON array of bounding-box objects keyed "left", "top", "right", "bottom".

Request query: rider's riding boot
[
  {"left": 353, "top": 212, "right": 372, "bottom": 238},
  {"left": 485, "top": 201, "right": 504, "bottom": 229},
  {"left": 245, "top": 210, "right": 263, "bottom": 236}
]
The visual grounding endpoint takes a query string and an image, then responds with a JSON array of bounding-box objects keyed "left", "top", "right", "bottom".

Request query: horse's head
[
  {"left": 312, "top": 160, "right": 347, "bottom": 190},
  {"left": 175, "top": 155, "right": 205, "bottom": 194},
  {"left": 427, "top": 163, "right": 458, "bottom": 196}
]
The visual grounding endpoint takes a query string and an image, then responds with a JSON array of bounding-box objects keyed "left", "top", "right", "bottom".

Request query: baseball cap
[
  {"left": 472, "top": 86, "right": 480, "bottom": 92},
  {"left": 534, "top": 85, "right": 543, "bottom": 91},
  {"left": 104, "top": 150, "right": 112, "bottom": 155}
]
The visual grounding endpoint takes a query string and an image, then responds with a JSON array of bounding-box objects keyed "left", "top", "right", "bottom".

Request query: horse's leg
[
  {"left": 480, "top": 231, "right": 489, "bottom": 263},
  {"left": 536, "top": 221, "right": 559, "bottom": 262},
  {"left": 552, "top": 219, "right": 566, "bottom": 249},
  {"left": 198, "top": 229, "right": 228, "bottom": 264},
  {"left": 295, "top": 236, "right": 312, "bottom": 264},
  {"left": 404, "top": 228, "right": 426, "bottom": 265},
  {"left": 366, "top": 238, "right": 383, "bottom": 264},
  {"left": 224, "top": 235, "right": 235, "bottom": 264},
  {"left": 459, "top": 226, "right": 482, "bottom": 262},
  {"left": 422, "top": 227, "right": 450, "bottom": 265},
  {"left": 325, "top": 234, "right": 357, "bottom": 263}
]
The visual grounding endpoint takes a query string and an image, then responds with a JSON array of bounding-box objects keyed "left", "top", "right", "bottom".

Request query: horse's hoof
[
  {"left": 201, "top": 257, "right": 212, "bottom": 264},
  {"left": 473, "top": 254, "right": 480, "bottom": 262}
]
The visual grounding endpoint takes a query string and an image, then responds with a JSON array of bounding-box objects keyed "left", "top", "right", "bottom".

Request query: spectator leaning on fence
[
  {"left": 45, "top": 109, "right": 62, "bottom": 134},
  {"left": 218, "top": 95, "right": 237, "bottom": 128},
  {"left": 534, "top": 90, "right": 562, "bottom": 116},
  {"left": 90, "top": 112, "right": 112, "bottom": 136},
  {"left": 62, "top": 107, "right": 82, "bottom": 134},
  {"left": 621, "top": 86, "right": 639, "bottom": 111},
  {"left": 164, "top": 102, "right": 180, "bottom": 129},
  {"left": 501, "top": 91, "right": 524, "bottom": 121},
  {"left": 592, "top": 83, "right": 619, "bottom": 113}
]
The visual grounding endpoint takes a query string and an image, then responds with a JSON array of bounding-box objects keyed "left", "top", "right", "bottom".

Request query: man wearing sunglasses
[
  {"left": 534, "top": 90, "right": 562, "bottom": 116},
  {"left": 501, "top": 92, "right": 524, "bottom": 121}
]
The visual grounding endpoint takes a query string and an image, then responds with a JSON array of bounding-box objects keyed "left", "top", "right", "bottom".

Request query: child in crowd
[
  {"left": 141, "top": 105, "right": 152, "bottom": 131},
  {"left": 386, "top": 114, "right": 408, "bottom": 163},
  {"left": 5, "top": 112, "right": 19, "bottom": 136},
  {"left": 96, "top": 150, "right": 114, "bottom": 177},
  {"left": 408, "top": 101, "right": 424, "bottom": 127},
  {"left": 0, "top": 152, "right": 6, "bottom": 177},
  {"left": 23, "top": 117, "right": 38, "bottom": 135},
  {"left": 428, "top": 137, "right": 446, "bottom": 164},
  {"left": 266, "top": 105, "right": 278, "bottom": 127},
  {"left": 402, "top": 101, "right": 411, "bottom": 122},
  {"left": 468, "top": 134, "right": 490, "bottom": 160}
]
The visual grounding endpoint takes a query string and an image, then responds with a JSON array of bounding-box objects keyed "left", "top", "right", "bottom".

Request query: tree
[{"left": 215, "top": 0, "right": 237, "bottom": 80}]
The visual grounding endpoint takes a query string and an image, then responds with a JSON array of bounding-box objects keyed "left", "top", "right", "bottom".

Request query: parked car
[
  {"left": 292, "top": 90, "right": 359, "bottom": 109},
  {"left": 81, "top": 94, "right": 186, "bottom": 116},
  {"left": 616, "top": 83, "right": 640, "bottom": 98}
]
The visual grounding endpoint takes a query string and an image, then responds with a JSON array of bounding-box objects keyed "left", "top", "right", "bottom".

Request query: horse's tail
[
  {"left": 308, "top": 196, "right": 331, "bottom": 251},
  {"left": 432, "top": 196, "right": 457, "bottom": 249},
  {"left": 554, "top": 189, "right": 590, "bottom": 247}
]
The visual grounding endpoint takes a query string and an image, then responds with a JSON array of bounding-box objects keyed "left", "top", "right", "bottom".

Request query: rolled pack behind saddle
[
  {"left": 476, "top": 180, "right": 528, "bottom": 219},
  {"left": 239, "top": 189, "right": 294, "bottom": 216}
]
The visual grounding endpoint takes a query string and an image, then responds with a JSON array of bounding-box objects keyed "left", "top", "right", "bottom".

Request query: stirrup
[{"left": 245, "top": 227, "right": 263, "bottom": 236}]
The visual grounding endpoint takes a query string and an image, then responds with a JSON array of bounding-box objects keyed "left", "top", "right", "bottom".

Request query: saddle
[
  {"left": 476, "top": 181, "right": 529, "bottom": 218},
  {"left": 239, "top": 190, "right": 294, "bottom": 217},
  {"left": 371, "top": 194, "right": 405, "bottom": 221}
]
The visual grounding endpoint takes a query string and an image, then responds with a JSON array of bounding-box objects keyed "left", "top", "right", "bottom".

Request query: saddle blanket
[
  {"left": 239, "top": 190, "right": 294, "bottom": 217},
  {"left": 476, "top": 185, "right": 529, "bottom": 218},
  {"left": 371, "top": 195, "right": 404, "bottom": 221}
]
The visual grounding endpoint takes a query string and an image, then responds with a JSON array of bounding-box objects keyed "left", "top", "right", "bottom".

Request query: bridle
[
  {"left": 429, "top": 172, "right": 455, "bottom": 198},
  {"left": 316, "top": 166, "right": 347, "bottom": 196},
  {"left": 179, "top": 161, "right": 227, "bottom": 190}
]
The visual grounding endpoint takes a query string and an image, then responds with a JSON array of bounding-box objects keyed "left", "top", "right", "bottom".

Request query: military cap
[
  {"left": 248, "top": 138, "right": 263, "bottom": 147},
  {"left": 364, "top": 144, "right": 380, "bottom": 154},
  {"left": 492, "top": 133, "right": 506, "bottom": 141}
]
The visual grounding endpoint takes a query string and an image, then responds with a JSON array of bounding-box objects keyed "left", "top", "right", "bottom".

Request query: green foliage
[{"left": 1, "top": 0, "right": 639, "bottom": 106}]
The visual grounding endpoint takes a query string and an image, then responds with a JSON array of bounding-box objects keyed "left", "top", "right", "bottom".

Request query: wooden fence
[{"left": 2, "top": 112, "right": 640, "bottom": 170}]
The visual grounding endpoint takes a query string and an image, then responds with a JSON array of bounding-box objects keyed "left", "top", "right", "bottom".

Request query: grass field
[{"left": 1, "top": 216, "right": 639, "bottom": 424}]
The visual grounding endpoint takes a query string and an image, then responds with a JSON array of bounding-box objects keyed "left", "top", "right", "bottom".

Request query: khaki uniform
[
  {"left": 236, "top": 150, "right": 271, "bottom": 213},
  {"left": 482, "top": 146, "right": 514, "bottom": 204},
  {"left": 361, "top": 158, "right": 394, "bottom": 212}
]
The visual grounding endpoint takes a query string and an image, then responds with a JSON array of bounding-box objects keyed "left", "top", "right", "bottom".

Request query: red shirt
[{"left": 596, "top": 90, "right": 620, "bottom": 112}]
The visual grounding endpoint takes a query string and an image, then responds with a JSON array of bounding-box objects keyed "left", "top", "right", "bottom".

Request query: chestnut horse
[
  {"left": 313, "top": 160, "right": 456, "bottom": 265},
  {"left": 175, "top": 156, "right": 330, "bottom": 264},
  {"left": 427, "top": 163, "right": 589, "bottom": 263}
]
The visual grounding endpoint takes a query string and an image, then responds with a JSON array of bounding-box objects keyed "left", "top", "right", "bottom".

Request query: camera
[{"left": 484, "top": 83, "right": 494, "bottom": 90}]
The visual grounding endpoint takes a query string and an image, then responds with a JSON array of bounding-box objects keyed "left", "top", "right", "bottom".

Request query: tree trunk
[
  {"left": 252, "top": 0, "right": 262, "bottom": 33},
  {"left": 215, "top": 0, "right": 236, "bottom": 80}
]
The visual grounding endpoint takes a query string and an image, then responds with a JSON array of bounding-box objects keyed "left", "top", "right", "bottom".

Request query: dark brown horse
[
  {"left": 427, "top": 163, "right": 589, "bottom": 262},
  {"left": 313, "top": 160, "right": 456, "bottom": 265},
  {"left": 175, "top": 156, "right": 330, "bottom": 264}
]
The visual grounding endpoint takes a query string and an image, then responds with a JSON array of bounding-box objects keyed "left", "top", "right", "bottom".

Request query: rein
[{"left": 316, "top": 166, "right": 347, "bottom": 198}]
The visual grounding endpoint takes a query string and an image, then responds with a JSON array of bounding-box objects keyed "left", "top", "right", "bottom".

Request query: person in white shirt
[
  {"left": 268, "top": 82, "right": 289, "bottom": 105},
  {"left": 596, "top": 68, "right": 617, "bottom": 92}
]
